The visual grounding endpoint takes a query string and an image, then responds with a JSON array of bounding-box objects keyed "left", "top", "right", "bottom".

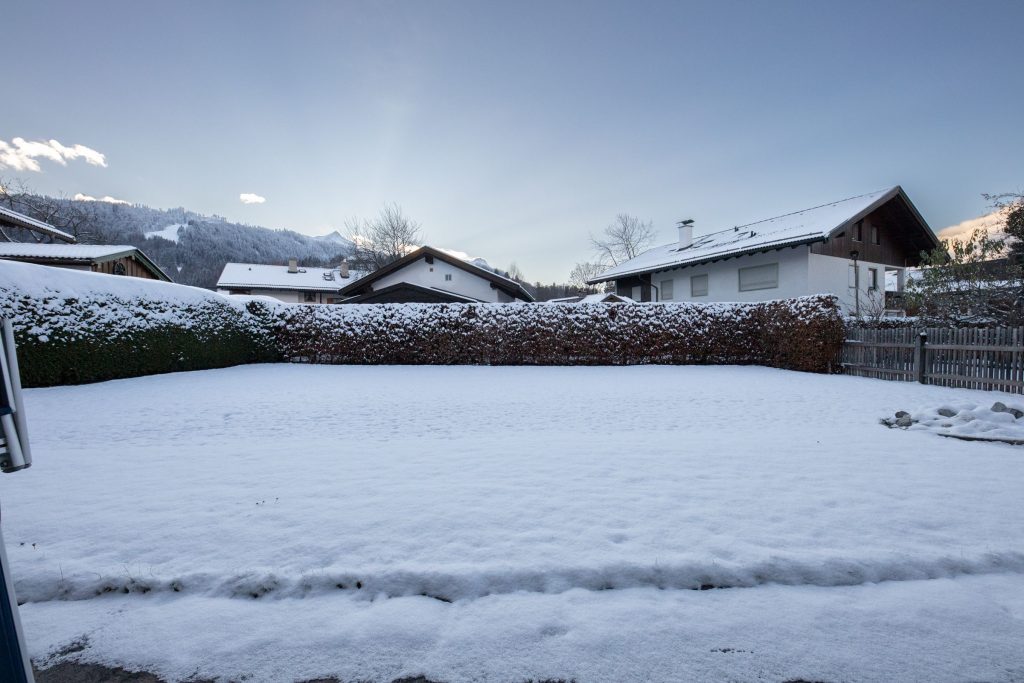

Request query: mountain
[{"left": 1, "top": 195, "right": 355, "bottom": 289}]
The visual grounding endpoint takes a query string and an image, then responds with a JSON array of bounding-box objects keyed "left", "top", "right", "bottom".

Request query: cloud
[
  {"left": 239, "top": 193, "right": 266, "bottom": 204},
  {"left": 74, "top": 192, "right": 130, "bottom": 205},
  {"left": 938, "top": 209, "right": 1009, "bottom": 243},
  {"left": 0, "top": 137, "right": 107, "bottom": 172}
]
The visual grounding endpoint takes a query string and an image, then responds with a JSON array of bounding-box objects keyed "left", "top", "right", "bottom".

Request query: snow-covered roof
[
  {"left": 217, "top": 262, "right": 368, "bottom": 292},
  {"left": 0, "top": 243, "right": 136, "bottom": 260},
  {"left": 590, "top": 187, "right": 930, "bottom": 283},
  {"left": 0, "top": 205, "right": 76, "bottom": 243}
]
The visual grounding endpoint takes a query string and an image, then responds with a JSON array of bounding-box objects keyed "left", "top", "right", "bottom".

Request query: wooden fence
[{"left": 842, "top": 326, "right": 1024, "bottom": 393}]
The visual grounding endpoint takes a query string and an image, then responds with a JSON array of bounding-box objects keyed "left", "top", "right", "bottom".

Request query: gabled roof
[
  {"left": 337, "top": 246, "right": 535, "bottom": 302},
  {"left": 589, "top": 186, "right": 939, "bottom": 283},
  {"left": 217, "top": 262, "right": 368, "bottom": 292},
  {"left": 0, "top": 205, "right": 77, "bottom": 243},
  {"left": 0, "top": 243, "right": 171, "bottom": 281}
]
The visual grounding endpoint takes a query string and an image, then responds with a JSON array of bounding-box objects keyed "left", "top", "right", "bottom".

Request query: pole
[{"left": 0, "top": 521, "right": 34, "bottom": 683}]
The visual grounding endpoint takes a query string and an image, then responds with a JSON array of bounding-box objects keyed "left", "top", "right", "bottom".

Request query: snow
[
  {"left": 0, "top": 243, "right": 136, "bottom": 260},
  {"left": 144, "top": 223, "right": 185, "bottom": 242},
  {"left": 0, "top": 258, "right": 230, "bottom": 305},
  {"left": 593, "top": 187, "right": 898, "bottom": 282},
  {"left": 894, "top": 401, "right": 1024, "bottom": 442},
  {"left": 3, "top": 364, "right": 1024, "bottom": 681},
  {"left": 217, "top": 262, "right": 368, "bottom": 292}
]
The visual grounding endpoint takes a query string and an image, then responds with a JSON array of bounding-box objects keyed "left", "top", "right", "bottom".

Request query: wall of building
[
  {"left": 92, "top": 256, "right": 160, "bottom": 280},
  {"left": 637, "top": 247, "right": 811, "bottom": 305},
  {"left": 217, "top": 288, "right": 336, "bottom": 304},
  {"left": 372, "top": 257, "right": 508, "bottom": 302},
  {"left": 616, "top": 247, "right": 902, "bottom": 315},
  {"left": 808, "top": 253, "right": 894, "bottom": 315}
]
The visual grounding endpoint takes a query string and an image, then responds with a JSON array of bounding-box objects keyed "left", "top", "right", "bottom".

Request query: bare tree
[
  {"left": 347, "top": 203, "right": 423, "bottom": 270},
  {"left": 0, "top": 176, "right": 97, "bottom": 242},
  {"left": 507, "top": 261, "right": 525, "bottom": 282},
  {"left": 568, "top": 262, "right": 607, "bottom": 292},
  {"left": 590, "top": 213, "right": 656, "bottom": 266}
]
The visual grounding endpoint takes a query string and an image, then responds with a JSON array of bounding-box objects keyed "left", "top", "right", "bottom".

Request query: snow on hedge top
[
  {"left": 0, "top": 259, "right": 232, "bottom": 306},
  {"left": 217, "top": 262, "right": 369, "bottom": 292},
  {"left": 592, "top": 187, "right": 897, "bottom": 282}
]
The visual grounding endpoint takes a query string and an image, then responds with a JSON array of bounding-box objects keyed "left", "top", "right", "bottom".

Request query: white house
[
  {"left": 217, "top": 260, "right": 366, "bottom": 304},
  {"left": 588, "top": 186, "right": 940, "bottom": 315},
  {"left": 335, "top": 246, "right": 534, "bottom": 303}
]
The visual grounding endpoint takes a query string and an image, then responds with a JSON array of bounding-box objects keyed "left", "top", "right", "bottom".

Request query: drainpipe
[{"left": 850, "top": 250, "right": 860, "bottom": 316}]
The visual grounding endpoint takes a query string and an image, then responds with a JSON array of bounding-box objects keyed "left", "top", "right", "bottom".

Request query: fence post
[{"left": 915, "top": 331, "right": 928, "bottom": 384}]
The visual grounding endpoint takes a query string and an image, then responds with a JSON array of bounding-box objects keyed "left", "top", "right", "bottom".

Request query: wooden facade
[
  {"left": 809, "top": 196, "right": 933, "bottom": 268},
  {"left": 91, "top": 255, "right": 162, "bottom": 280}
]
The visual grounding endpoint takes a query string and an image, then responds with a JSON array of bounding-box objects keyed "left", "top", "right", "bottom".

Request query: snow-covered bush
[
  {"left": 272, "top": 294, "right": 845, "bottom": 373},
  {"left": 0, "top": 261, "right": 278, "bottom": 387}
]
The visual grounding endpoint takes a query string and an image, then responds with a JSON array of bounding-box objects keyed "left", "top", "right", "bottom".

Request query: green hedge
[{"left": 1, "top": 291, "right": 279, "bottom": 388}]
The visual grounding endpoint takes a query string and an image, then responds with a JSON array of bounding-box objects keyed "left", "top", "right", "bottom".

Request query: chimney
[
  {"left": 288, "top": 258, "right": 298, "bottom": 273},
  {"left": 339, "top": 258, "right": 350, "bottom": 279},
  {"left": 677, "top": 219, "right": 694, "bottom": 248}
]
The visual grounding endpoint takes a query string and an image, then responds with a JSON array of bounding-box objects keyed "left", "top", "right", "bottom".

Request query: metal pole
[{"left": 0, "top": 520, "right": 33, "bottom": 683}]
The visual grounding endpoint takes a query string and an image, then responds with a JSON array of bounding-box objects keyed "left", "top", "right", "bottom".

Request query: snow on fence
[
  {"left": 271, "top": 295, "right": 846, "bottom": 373},
  {"left": 843, "top": 326, "right": 1024, "bottom": 393}
]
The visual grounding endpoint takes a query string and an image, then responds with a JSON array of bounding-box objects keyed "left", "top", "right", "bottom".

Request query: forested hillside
[{"left": 0, "top": 190, "right": 355, "bottom": 289}]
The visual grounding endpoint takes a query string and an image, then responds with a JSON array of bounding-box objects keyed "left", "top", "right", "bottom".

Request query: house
[
  {"left": 335, "top": 246, "right": 534, "bottom": 303},
  {"left": 546, "top": 292, "right": 636, "bottom": 304},
  {"left": 587, "top": 186, "right": 940, "bottom": 315},
  {"left": 0, "top": 205, "right": 76, "bottom": 243},
  {"left": 0, "top": 243, "right": 171, "bottom": 281},
  {"left": 217, "top": 260, "right": 366, "bottom": 304}
]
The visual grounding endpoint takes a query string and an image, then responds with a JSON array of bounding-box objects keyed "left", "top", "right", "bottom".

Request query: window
[
  {"left": 738, "top": 263, "right": 778, "bottom": 291},
  {"left": 853, "top": 220, "right": 863, "bottom": 242},
  {"left": 631, "top": 285, "right": 642, "bottom": 301},
  {"left": 871, "top": 225, "right": 880, "bottom": 245},
  {"left": 113, "top": 262, "right": 126, "bottom": 276},
  {"left": 303, "top": 291, "right": 317, "bottom": 302},
  {"left": 868, "top": 268, "right": 878, "bottom": 290},
  {"left": 444, "top": 273, "right": 452, "bottom": 281},
  {"left": 660, "top": 279, "right": 674, "bottom": 300},
  {"left": 690, "top": 274, "right": 708, "bottom": 297}
]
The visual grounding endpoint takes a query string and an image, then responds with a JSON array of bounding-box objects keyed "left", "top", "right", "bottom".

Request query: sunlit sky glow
[{"left": 4, "top": 0, "right": 1022, "bottom": 281}]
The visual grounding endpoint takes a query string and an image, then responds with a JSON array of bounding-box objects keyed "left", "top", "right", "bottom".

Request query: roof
[
  {"left": 337, "top": 246, "right": 535, "bottom": 302},
  {"left": 0, "top": 242, "right": 171, "bottom": 281},
  {"left": 217, "top": 262, "right": 368, "bottom": 292},
  {"left": 0, "top": 205, "right": 77, "bottom": 243},
  {"left": 589, "top": 186, "right": 939, "bottom": 283}
]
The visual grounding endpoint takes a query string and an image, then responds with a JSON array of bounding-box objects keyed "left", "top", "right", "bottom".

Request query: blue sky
[{"left": 3, "top": 1, "right": 1022, "bottom": 281}]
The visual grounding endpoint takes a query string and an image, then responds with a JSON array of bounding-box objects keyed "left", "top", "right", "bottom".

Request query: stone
[
  {"left": 896, "top": 416, "right": 914, "bottom": 428},
  {"left": 1011, "top": 408, "right": 1024, "bottom": 419},
  {"left": 992, "top": 402, "right": 1008, "bottom": 413},
  {"left": 895, "top": 410, "right": 910, "bottom": 418},
  {"left": 937, "top": 408, "right": 957, "bottom": 418}
]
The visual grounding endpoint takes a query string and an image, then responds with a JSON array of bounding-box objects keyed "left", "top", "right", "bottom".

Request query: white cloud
[
  {"left": 938, "top": 209, "right": 1008, "bottom": 243},
  {"left": 239, "top": 193, "right": 266, "bottom": 204},
  {"left": 73, "top": 192, "right": 130, "bottom": 205},
  {"left": 0, "top": 137, "right": 107, "bottom": 172}
]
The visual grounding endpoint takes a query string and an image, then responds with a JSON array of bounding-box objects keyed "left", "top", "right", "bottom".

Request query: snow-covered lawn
[{"left": 3, "top": 365, "right": 1024, "bottom": 682}]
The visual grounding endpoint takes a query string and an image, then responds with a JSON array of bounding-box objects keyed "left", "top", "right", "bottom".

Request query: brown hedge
[{"left": 272, "top": 294, "right": 846, "bottom": 373}]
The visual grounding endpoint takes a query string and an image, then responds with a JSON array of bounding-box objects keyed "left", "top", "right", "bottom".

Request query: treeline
[{"left": 0, "top": 188, "right": 355, "bottom": 289}]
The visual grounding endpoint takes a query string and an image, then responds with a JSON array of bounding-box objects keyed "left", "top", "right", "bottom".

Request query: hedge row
[
  {"left": 2, "top": 259, "right": 845, "bottom": 386},
  {"left": 0, "top": 286, "right": 279, "bottom": 388},
  {"left": 271, "top": 295, "right": 846, "bottom": 373}
]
